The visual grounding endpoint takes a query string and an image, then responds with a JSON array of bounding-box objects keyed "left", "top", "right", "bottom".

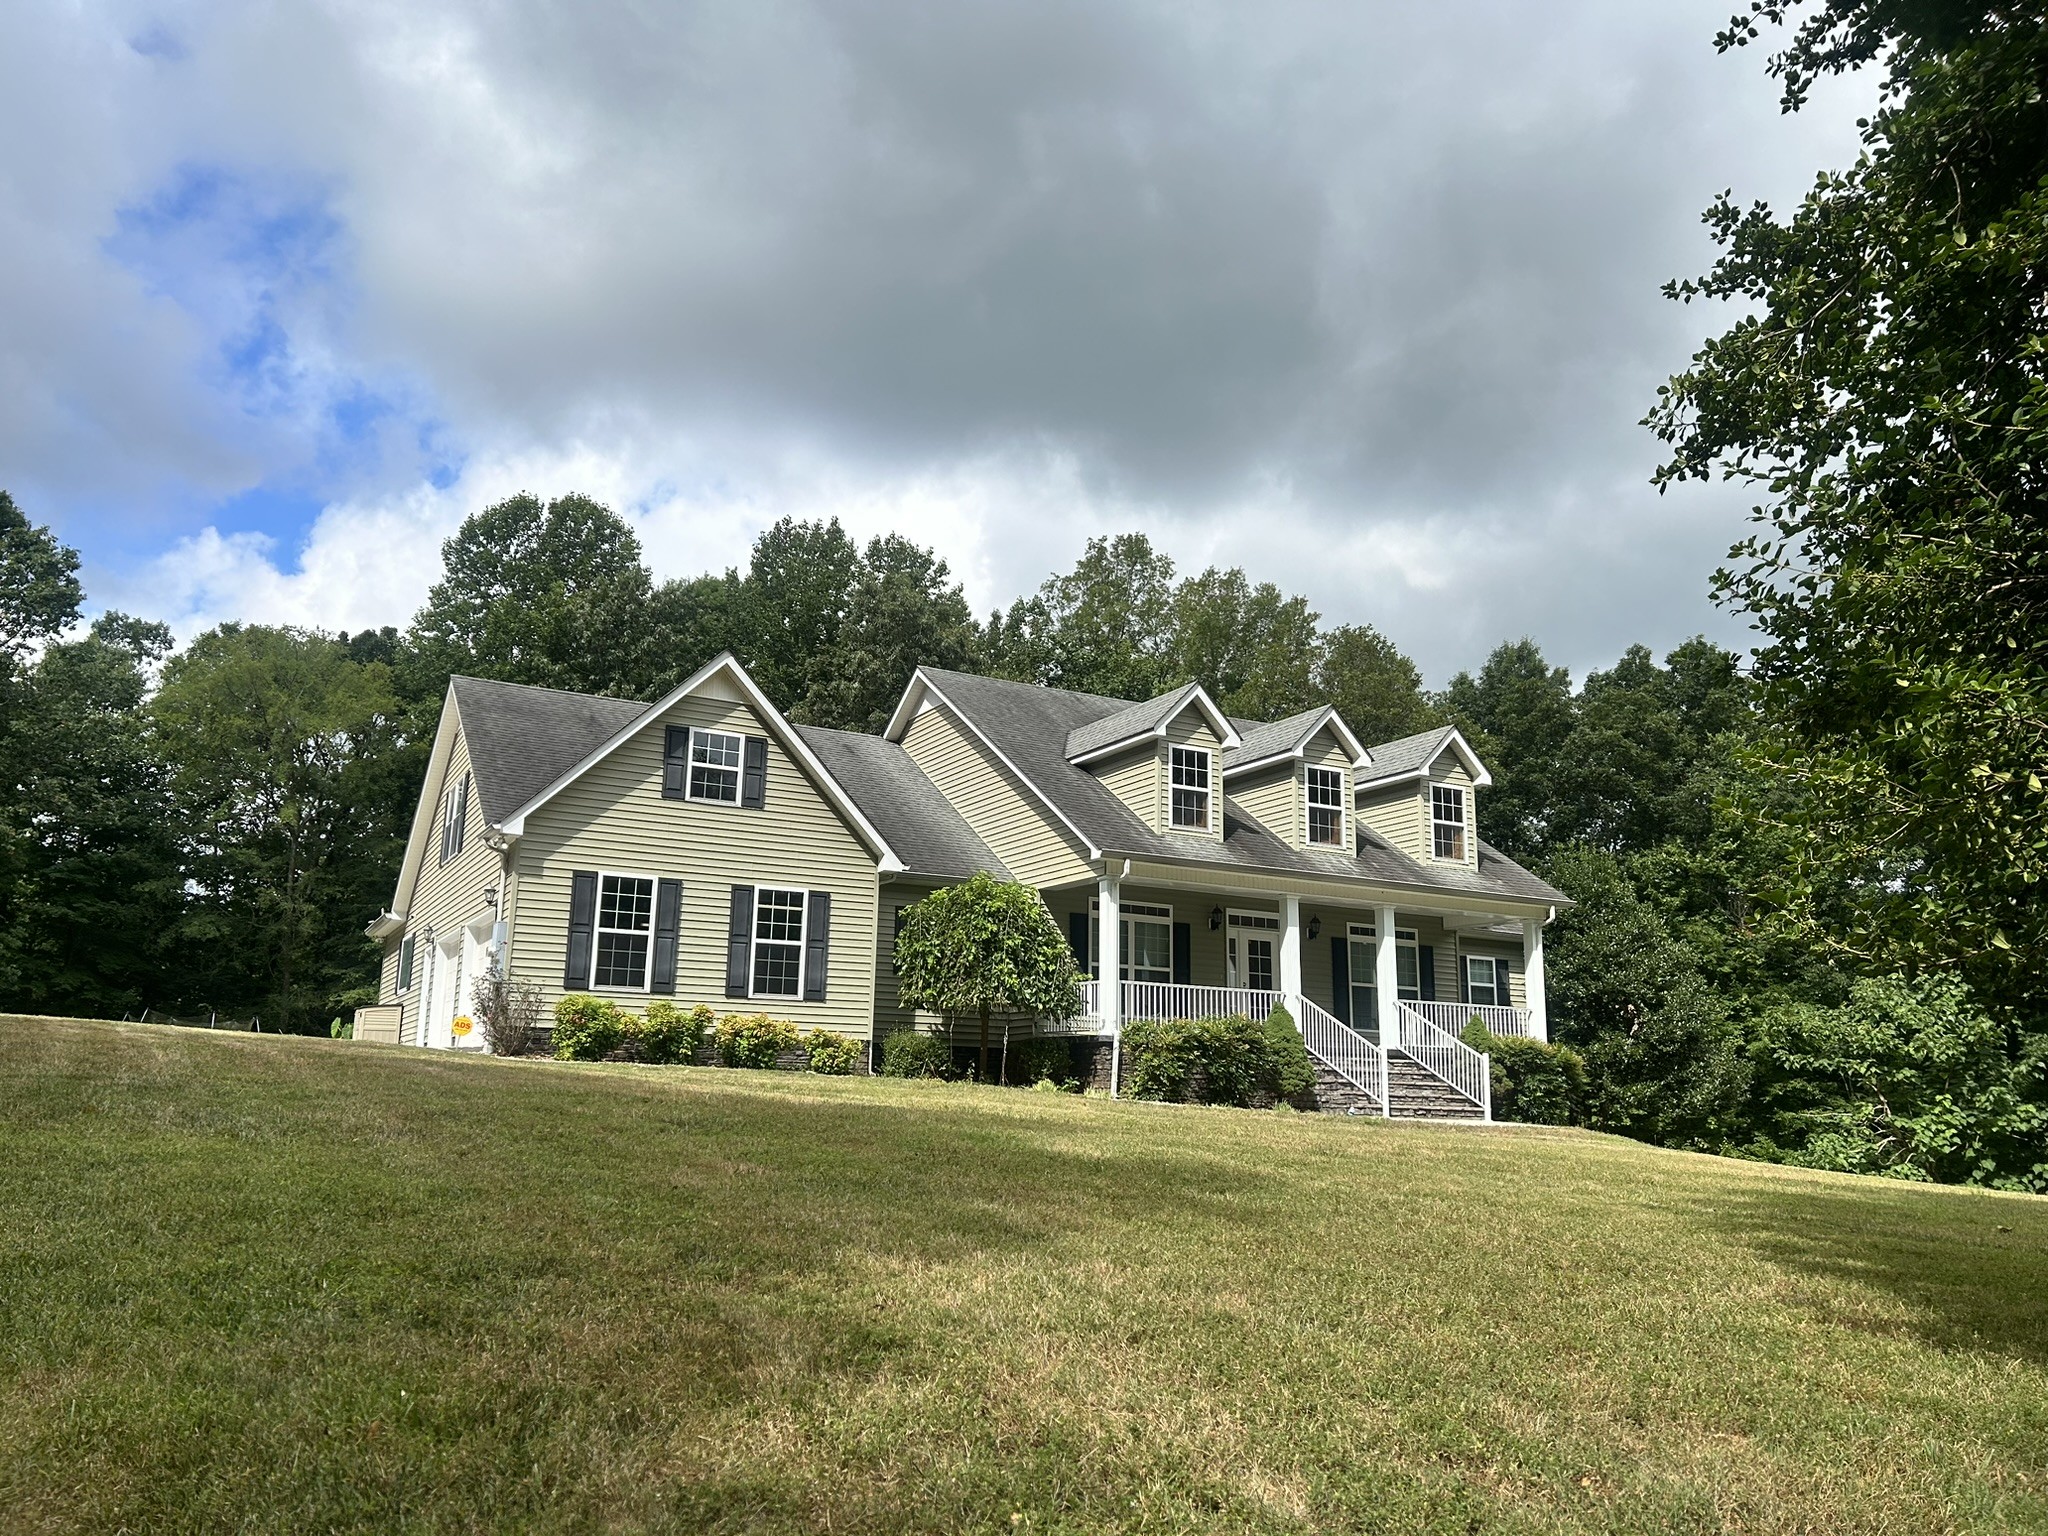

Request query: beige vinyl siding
[
  {"left": 507, "top": 693, "right": 879, "bottom": 1038},
  {"left": 1229, "top": 762, "right": 1299, "bottom": 845},
  {"left": 385, "top": 723, "right": 499, "bottom": 1046},
  {"left": 1355, "top": 784, "right": 1425, "bottom": 860},
  {"left": 900, "top": 703, "right": 1093, "bottom": 887},
  {"left": 1299, "top": 907, "right": 1464, "bottom": 1018},
  {"left": 1162, "top": 713, "right": 1225, "bottom": 843},
  {"left": 874, "top": 880, "right": 945, "bottom": 1035},
  {"left": 1042, "top": 885, "right": 1243, "bottom": 989},
  {"left": 1427, "top": 750, "right": 1480, "bottom": 870},
  {"left": 1096, "top": 744, "right": 1161, "bottom": 832},
  {"left": 1457, "top": 943, "right": 1527, "bottom": 1009}
]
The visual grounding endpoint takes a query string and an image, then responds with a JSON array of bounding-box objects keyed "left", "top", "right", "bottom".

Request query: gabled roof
[
  {"left": 1222, "top": 705, "right": 1370, "bottom": 775},
  {"left": 452, "top": 676, "right": 650, "bottom": 826},
  {"left": 796, "top": 725, "right": 1010, "bottom": 882},
  {"left": 1353, "top": 725, "right": 1492, "bottom": 790},
  {"left": 1064, "top": 681, "right": 1240, "bottom": 764},
  {"left": 886, "top": 667, "right": 1560, "bottom": 907}
]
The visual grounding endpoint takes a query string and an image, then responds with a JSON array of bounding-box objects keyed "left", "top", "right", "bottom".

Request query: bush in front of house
[
  {"left": 1262, "top": 1005, "right": 1318, "bottom": 1101},
  {"left": 1461, "top": 1021, "right": 1588, "bottom": 1125},
  {"left": 803, "top": 1029, "right": 862, "bottom": 1075},
  {"left": 643, "top": 1001, "right": 712, "bottom": 1065},
  {"left": 1124, "top": 1014, "right": 1272, "bottom": 1106},
  {"left": 553, "top": 995, "right": 628, "bottom": 1060},
  {"left": 879, "top": 1029, "right": 955, "bottom": 1079},
  {"left": 1005, "top": 1037, "right": 1081, "bottom": 1090},
  {"left": 717, "top": 1012, "right": 801, "bottom": 1069}
]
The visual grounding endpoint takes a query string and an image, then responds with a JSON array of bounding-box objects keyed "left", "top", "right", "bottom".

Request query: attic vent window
[
  {"left": 1306, "top": 767, "right": 1344, "bottom": 846},
  {"left": 689, "top": 729, "right": 742, "bottom": 802},
  {"left": 1431, "top": 784, "right": 1467, "bottom": 861},
  {"left": 1169, "top": 746, "right": 1211, "bottom": 830}
]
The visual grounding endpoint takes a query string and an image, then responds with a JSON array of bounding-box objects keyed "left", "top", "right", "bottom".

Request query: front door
[{"left": 1226, "top": 910, "right": 1279, "bottom": 991}]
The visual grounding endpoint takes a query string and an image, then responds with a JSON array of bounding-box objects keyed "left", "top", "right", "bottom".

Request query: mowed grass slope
[{"left": 2, "top": 1020, "right": 2044, "bottom": 1535}]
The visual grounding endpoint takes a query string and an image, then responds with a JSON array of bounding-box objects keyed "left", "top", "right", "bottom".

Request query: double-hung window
[
  {"left": 1169, "top": 746, "right": 1211, "bottom": 830},
  {"left": 689, "top": 729, "right": 743, "bottom": 802},
  {"left": 594, "top": 874, "right": 655, "bottom": 989},
  {"left": 1306, "top": 766, "right": 1345, "bottom": 846},
  {"left": 1431, "top": 784, "right": 1467, "bottom": 861},
  {"left": 1347, "top": 924, "right": 1378, "bottom": 1039},
  {"left": 751, "top": 887, "right": 807, "bottom": 997},
  {"left": 1464, "top": 955, "right": 1506, "bottom": 1007},
  {"left": 1088, "top": 901, "right": 1173, "bottom": 984},
  {"left": 439, "top": 772, "right": 469, "bottom": 864}
]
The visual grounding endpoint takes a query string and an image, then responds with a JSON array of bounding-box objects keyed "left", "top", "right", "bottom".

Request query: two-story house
[{"left": 365, "top": 654, "right": 1567, "bottom": 1119}]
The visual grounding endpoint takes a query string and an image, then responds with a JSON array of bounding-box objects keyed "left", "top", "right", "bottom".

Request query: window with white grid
[
  {"left": 1306, "top": 766, "right": 1345, "bottom": 846},
  {"left": 1169, "top": 746, "right": 1211, "bottom": 830}
]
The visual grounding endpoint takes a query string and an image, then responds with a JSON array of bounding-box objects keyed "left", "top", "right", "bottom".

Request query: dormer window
[
  {"left": 1306, "top": 767, "right": 1345, "bottom": 846},
  {"left": 1431, "top": 784, "right": 1467, "bottom": 861},
  {"left": 1169, "top": 746, "right": 1212, "bottom": 830}
]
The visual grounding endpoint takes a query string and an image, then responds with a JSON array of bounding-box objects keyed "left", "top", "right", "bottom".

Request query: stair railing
[
  {"left": 1391, "top": 1002, "right": 1492, "bottom": 1119},
  {"left": 1290, "top": 994, "right": 1390, "bottom": 1116}
]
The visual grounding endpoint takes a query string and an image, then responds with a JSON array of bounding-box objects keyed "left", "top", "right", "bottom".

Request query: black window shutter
[
  {"left": 891, "top": 905, "right": 906, "bottom": 973},
  {"left": 650, "top": 879, "right": 683, "bottom": 994},
  {"left": 1459, "top": 955, "right": 1470, "bottom": 1005},
  {"left": 803, "top": 891, "right": 831, "bottom": 1001},
  {"left": 1067, "top": 912, "right": 1090, "bottom": 974},
  {"left": 1330, "top": 935, "right": 1349, "bottom": 1025},
  {"left": 741, "top": 736, "right": 768, "bottom": 809},
  {"left": 456, "top": 774, "right": 469, "bottom": 854},
  {"left": 1419, "top": 944, "right": 1436, "bottom": 1002},
  {"left": 1495, "top": 957, "right": 1510, "bottom": 1004},
  {"left": 1171, "top": 923, "right": 1191, "bottom": 985},
  {"left": 398, "top": 936, "right": 415, "bottom": 992},
  {"left": 565, "top": 870, "right": 599, "bottom": 989},
  {"left": 662, "top": 726, "right": 688, "bottom": 800},
  {"left": 725, "top": 885, "right": 754, "bottom": 997}
]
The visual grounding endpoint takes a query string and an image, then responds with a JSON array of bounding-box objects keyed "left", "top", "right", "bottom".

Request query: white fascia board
[
  {"left": 387, "top": 684, "right": 464, "bottom": 923},
  {"left": 1220, "top": 707, "right": 1373, "bottom": 778},
  {"left": 496, "top": 652, "right": 905, "bottom": 871},
  {"left": 882, "top": 671, "right": 934, "bottom": 741},
  {"left": 1354, "top": 728, "right": 1493, "bottom": 791},
  {"left": 911, "top": 674, "right": 1103, "bottom": 860},
  {"left": 1180, "top": 684, "right": 1242, "bottom": 750},
  {"left": 365, "top": 910, "right": 405, "bottom": 941},
  {"left": 1067, "top": 684, "right": 1243, "bottom": 766}
]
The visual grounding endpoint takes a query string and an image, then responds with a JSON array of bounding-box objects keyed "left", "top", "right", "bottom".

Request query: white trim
[
  {"left": 1167, "top": 744, "right": 1214, "bottom": 832},
  {"left": 1352, "top": 727, "right": 1494, "bottom": 791},
  {"left": 1430, "top": 783, "right": 1470, "bottom": 863},
  {"left": 497, "top": 653, "right": 903, "bottom": 872},
  {"left": 684, "top": 726, "right": 743, "bottom": 804},
  {"left": 885, "top": 670, "right": 1104, "bottom": 859},
  {"left": 1087, "top": 897, "right": 1173, "bottom": 984},
  {"left": 1462, "top": 953, "right": 1505, "bottom": 1009},
  {"left": 1064, "top": 683, "right": 1244, "bottom": 765},
  {"left": 748, "top": 883, "right": 810, "bottom": 1001},
  {"left": 1221, "top": 705, "right": 1372, "bottom": 777},
  {"left": 1225, "top": 908, "right": 1279, "bottom": 990},
  {"left": 376, "top": 684, "right": 465, "bottom": 934},
  {"left": 1304, "top": 763, "right": 1347, "bottom": 848},
  {"left": 591, "top": 869, "right": 659, "bottom": 993}
]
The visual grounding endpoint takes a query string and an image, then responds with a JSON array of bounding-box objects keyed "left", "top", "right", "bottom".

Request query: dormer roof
[
  {"left": 1222, "top": 705, "right": 1371, "bottom": 776},
  {"left": 1352, "top": 725, "right": 1492, "bottom": 790},
  {"left": 1063, "top": 681, "right": 1240, "bottom": 764}
]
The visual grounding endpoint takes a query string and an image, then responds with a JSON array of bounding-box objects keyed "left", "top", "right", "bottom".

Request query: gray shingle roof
[
  {"left": 795, "top": 726, "right": 1009, "bottom": 881},
  {"left": 451, "top": 676, "right": 650, "bottom": 826},
  {"left": 1064, "top": 681, "right": 1207, "bottom": 760},
  {"left": 1222, "top": 707, "right": 1334, "bottom": 772},
  {"left": 1353, "top": 725, "right": 1459, "bottom": 788},
  {"left": 912, "top": 668, "right": 1565, "bottom": 907}
]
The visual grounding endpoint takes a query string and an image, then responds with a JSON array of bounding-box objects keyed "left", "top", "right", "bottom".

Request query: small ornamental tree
[{"left": 893, "top": 873, "right": 1082, "bottom": 1082}]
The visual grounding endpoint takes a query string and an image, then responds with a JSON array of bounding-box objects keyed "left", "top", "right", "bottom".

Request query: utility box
[{"left": 352, "top": 1004, "right": 402, "bottom": 1045}]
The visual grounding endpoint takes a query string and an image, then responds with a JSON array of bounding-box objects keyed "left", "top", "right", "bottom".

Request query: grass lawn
[{"left": 2, "top": 1019, "right": 2045, "bottom": 1534}]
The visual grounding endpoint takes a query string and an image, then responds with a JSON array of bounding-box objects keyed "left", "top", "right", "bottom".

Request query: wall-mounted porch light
[
  {"left": 1209, "top": 905, "right": 1224, "bottom": 931},
  {"left": 1307, "top": 915, "right": 1322, "bottom": 940}
]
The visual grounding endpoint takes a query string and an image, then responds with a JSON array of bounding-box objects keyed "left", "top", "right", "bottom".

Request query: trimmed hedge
[
  {"left": 1461, "top": 1021, "right": 1588, "bottom": 1125},
  {"left": 879, "top": 1030, "right": 954, "bottom": 1079},
  {"left": 553, "top": 996, "right": 710, "bottom": 1064},
  {"left": 1125, "top": 1014, "right": 1291, "bottom": 1107},
  {"left": 717, "top": 1012, "right": 801, "bottom": 1069},
  {"left": 804, "top": 1029, "right": 863, "bottom": 1075},
  {"left": 553, "top": 995, "right": 627, "bottom": 1060}
]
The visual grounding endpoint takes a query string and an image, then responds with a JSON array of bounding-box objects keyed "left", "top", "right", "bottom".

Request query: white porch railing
[
  {"left": 1121, "top": 982, "right": 1284, "bottom": 1024},
  {"left": 1408, "top": 1000, "right": 1536, "bottom": 1039},
  {"left": 1293, "top": 993, "right": 1387, "bottom": 1115},
  {"left": 1391, "top": 1001, "right": 1491, "bottom": 1118}
]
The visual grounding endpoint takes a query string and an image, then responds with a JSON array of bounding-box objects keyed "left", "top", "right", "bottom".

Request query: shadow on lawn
[{"left": 1705, "top": 1179, "right": 2048, "bottom": 1370}]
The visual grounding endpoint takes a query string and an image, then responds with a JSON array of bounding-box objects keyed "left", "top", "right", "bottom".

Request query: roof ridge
[{"left": 451, "top": 673, "right": 652, "bottom": 708}]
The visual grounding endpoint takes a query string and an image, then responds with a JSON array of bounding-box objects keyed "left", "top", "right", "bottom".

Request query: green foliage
[
  {"left": 1262, "top": 1005, "right": 1317, "bottom": 1100},
  {"left": 894, "top": 874, "right": 1081, "bottom": 1080},
  {"left": 641, "top": 1001, "right": 712, "bottom": 1066},
  {"left": 879, "top": 1029, "right": 955, "bottom": 1079},
  {"left": 1651, "top": 3, "right": 2048, "bottom": 1019},
  {"left": 1005, "top": 1038, "right": 1081, "bottom": 1091},
  {"left": 716, "top": 1012, "right": 800, "bottom": 1069},
  {"left": 1313, "top": 624, "right": 1442, "bottom": 746},
  {"left": 792, "top": 534, "right": 981, "bottom": 731},
  {"left": 1462, "top": 1022, "right": 1588, "bottom": 1127},
  {"left": 1164, "top": 566, "right": 1322, "bottom": 720},
  {"left": 1741, "top": 976, "right": 2048, "bottom": 1192},
  {"left": 1123, "top": 1014, "right": 1284, "bottom": 1107},
  {"left": 552, "top": 995, "right": 627, "bottom": 1061},
  {"left": 803, "top": 1028, "right": 863, "bottom": 1075}
]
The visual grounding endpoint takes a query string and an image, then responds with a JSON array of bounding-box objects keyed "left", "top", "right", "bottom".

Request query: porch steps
[
  {"left": 1384, "top": 1052, "right": 1487, "bottom": 1121},
  {"left": 1309, "top": 1061, "right": 1383, "bottom": 1116}
]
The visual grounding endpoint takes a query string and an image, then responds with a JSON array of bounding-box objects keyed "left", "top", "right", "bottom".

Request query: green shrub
[
  {"left": 879, "top": 1029, "right": 955, "bottom": 1078},
  {"left": 716, "top": 1012, "right": 800, "bottom": 1069},
  {"left": 642, "top": 1001, "right": 712, "bottom": 1065},
  {"left": 1262, "top": 1005, "right": 1317, "bottom": 1100},
  {"left": 553, "top": 995, "right": 628, "bottom": 1060},
  {"left": 1006, "top": 1037, "right": 1080, "bottom": 1090},
  {"left": 1124, "top": 1014, "right": 1275, "bottom": 1106},
  {"left": 1462, "top": 1022, "right": 1588, "bottom": 1125},
  {"left": 804, "top": 1029, "right": 863, "bottom": 1075}
]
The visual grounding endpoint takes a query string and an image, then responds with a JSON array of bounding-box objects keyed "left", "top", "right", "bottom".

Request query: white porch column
[
  {"left": 1279, "top": 895, "right": 1303, "bottom": 1008},
  {"left": 1099, "top": 873, "right": 1122, "bottom": 1096},
  {"left": 1375, "top": 903, "right": 1400, "bottom": 1047},
  {"left": 1523, "top": 916, "right": 1549, "bottom": 1043}
]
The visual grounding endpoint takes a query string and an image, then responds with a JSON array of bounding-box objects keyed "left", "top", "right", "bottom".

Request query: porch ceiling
[{"left": 1092, "top": 859, "right": 1550, "bottom": 923}]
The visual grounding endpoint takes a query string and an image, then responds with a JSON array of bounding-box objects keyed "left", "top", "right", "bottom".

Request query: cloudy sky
[{"left": 4, "top": 1, "right": 1867, "bottom": 683}]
